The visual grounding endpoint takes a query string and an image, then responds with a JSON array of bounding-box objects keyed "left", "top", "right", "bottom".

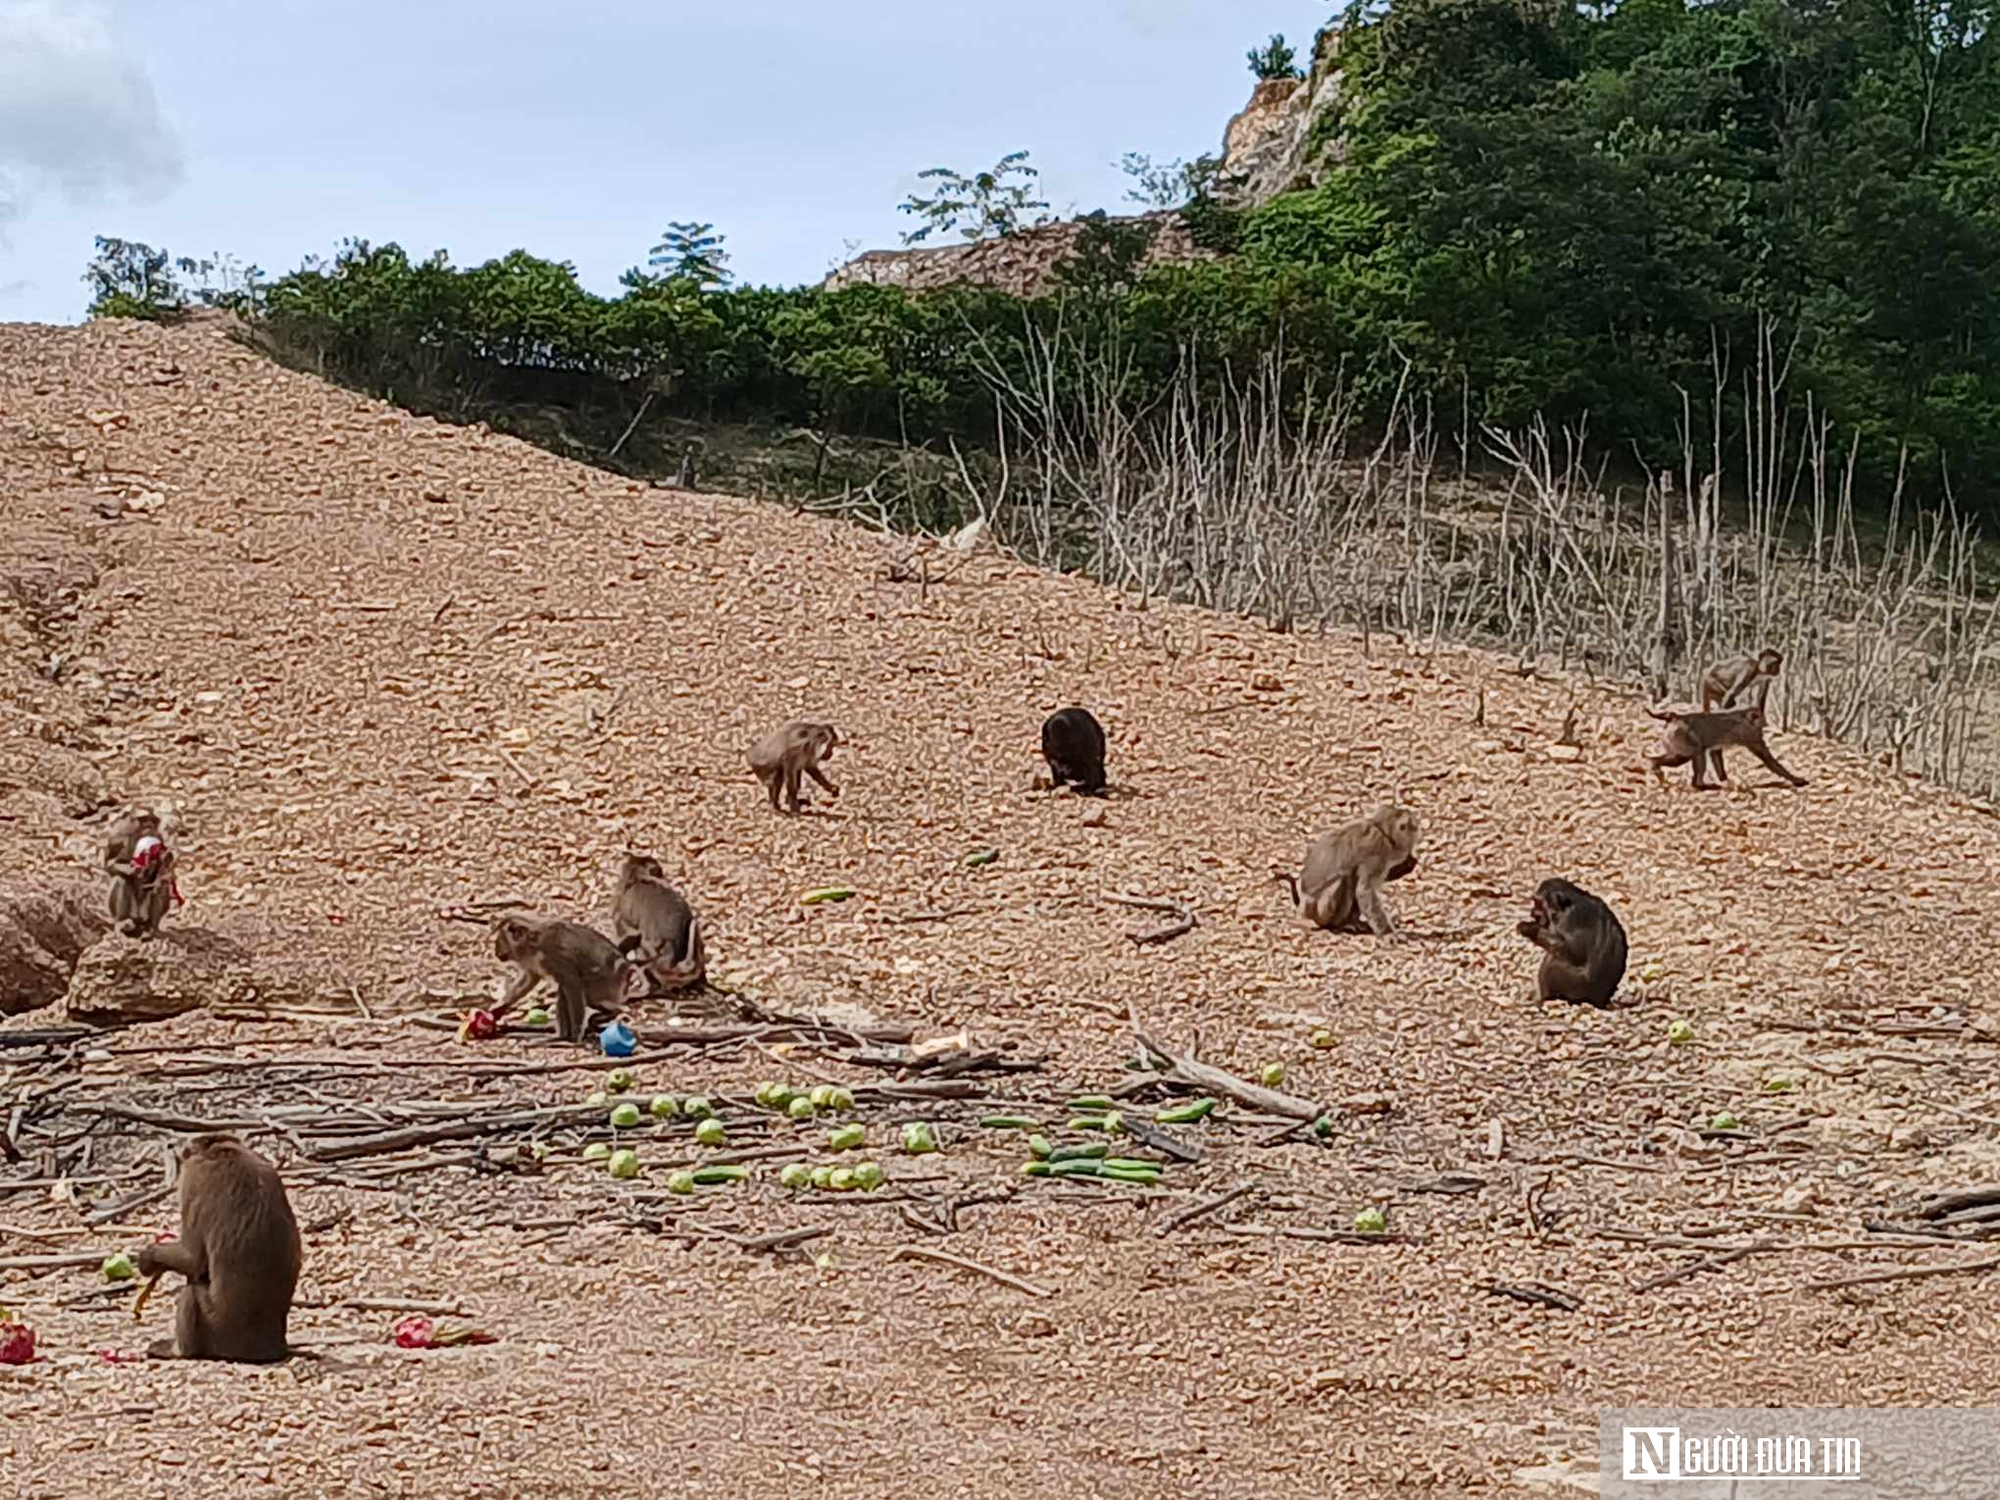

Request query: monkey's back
[
  {"left": 181, "top": 1140, "right": 302, "bottom": 1360},
  {"left": 1041, "top": 708, "right": 1107, "bottom": 788},
  {"left": 1564, "top": 891, "right": 1628, "bottom": 1005}
]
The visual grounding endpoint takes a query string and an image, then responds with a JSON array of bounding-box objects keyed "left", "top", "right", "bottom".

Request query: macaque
[
  {"left": 492, "top": 917, "right": 641, "bottom": 1044},
  {"left": 134, "top": 1133, "right": 301, "bottom": 1363},
  {"left": 610, "top": 854, "right": 706, "bottom": 992},
  {"left": 1040, "top": 707, "right": 1107, "bottom": 795},
  {"left": 1516, "top": 877, "right": 1628, "bottom": 1006},
  {"left": 1699, "top": 648, "right": 1783, "bottom": 711},
  {"left": 104, "top": 808, "right": 179, "bottom": 940},
  {"left": 1647, "top": 704, "right": 1806, "bottom": 789},
  {"left": 748, "top": 720, "right": 841, "bottom": 814},
  {"left": 1280, "top": 804, "right": 1421, "bottom": 938}
]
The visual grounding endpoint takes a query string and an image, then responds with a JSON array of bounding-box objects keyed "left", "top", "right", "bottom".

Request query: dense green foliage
[{"left": 96, "top": 0, "right": 2000, "bottom": 511}]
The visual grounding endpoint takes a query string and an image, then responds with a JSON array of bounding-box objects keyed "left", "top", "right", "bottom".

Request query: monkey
[
  {"left": 1040, "top": 707, "right": 1108, "bottom": 795},
  {"left": 133, "top": 1133, "right": 302, "bottom": 1363},
  {"left": 492, "top": 917, "right": 642, "bottom": 1044},
  {"left": 1699, "top": 648, "right": 1783, "bottom": 711},
  {"left": 103, "top": 808, "right": 179, "bottom": 939},
  {"left": 610, "top": 854, "right": 706, "bottom": 992},
  {"left": 1279, "top": 804, "right": 1420, "bottom": 938},
  {"left": 748, "top": 720, "right": 841, "bottom": 813},
  {"left": 1516, "top": 877, "right": 1628, "bottom": 1006},
  {"left": 1647, "top": 704, "right": 1806, "bottom": 789}
]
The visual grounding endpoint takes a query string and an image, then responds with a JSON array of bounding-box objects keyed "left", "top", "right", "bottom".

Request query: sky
[{"left": 0, "top": 0, "right": 1327, "bottom": 323}]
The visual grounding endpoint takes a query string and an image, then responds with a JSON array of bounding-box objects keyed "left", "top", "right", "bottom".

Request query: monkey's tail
[
  {"left": 670, "top": 914, "right": 707, "bottom": 986},
  {"left": 1644, "top": 704, "right": 1685, "bottom": 722},
  {"left": 1271, "top": 868, "right": 1300, "bottom": 906}
]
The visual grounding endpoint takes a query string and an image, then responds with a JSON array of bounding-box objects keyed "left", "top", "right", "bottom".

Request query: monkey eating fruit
[
  {"left": 492, "top": 916, "right": 642, "bottom": 1044},
  {"left": 1647, "top": 703, "right": 1806, "bottom": 789},
  {"left": 610, "top": 854, "right": 706, "bottom": 992},
  {"left": 1280, "top": 804, "right": 1420, "bottom": 938},
  {"left": 134, "top": 1133, "right": 301, "bottom": 1363},
  {"left": 1040, "top": 708, "right": 1108, "bottom": 795},
  {"left": 1516, "top": 877, "right": 1628, "bottom": 1006},
  {"left": 104, "top": 808, "right": 181, "bottom": 940},
  {"left": 748, "top": 720, "right": 841, "bottom": 814}
]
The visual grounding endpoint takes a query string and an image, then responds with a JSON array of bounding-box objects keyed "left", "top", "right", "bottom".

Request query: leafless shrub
[{"left": 955, "top": 320, "right": 2000, "bottom": 795}]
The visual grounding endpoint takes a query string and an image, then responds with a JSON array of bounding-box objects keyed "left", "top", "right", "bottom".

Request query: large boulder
[
  {"left": 0, "top": 880, "right": 109, "bottom": 1016},
  {"left": 63, "top": 927, "right": 285, "bottom": 1024}
]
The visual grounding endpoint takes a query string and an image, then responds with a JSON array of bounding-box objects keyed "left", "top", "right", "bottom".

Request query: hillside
[{"left": 3, "top": 320, "right": 1999, "bottom": 1497}]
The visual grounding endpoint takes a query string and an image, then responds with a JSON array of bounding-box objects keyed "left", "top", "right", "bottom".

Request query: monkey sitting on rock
[
  {"left": 104, "top": 807, "right": 181, "bottom": 940},
  {"left": 1516, "top": 878, "right": 1627, "bottom": 1006}
]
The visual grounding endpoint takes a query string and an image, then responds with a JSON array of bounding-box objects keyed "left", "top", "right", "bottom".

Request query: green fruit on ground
[
  {"left": 101, "top": 1252, "right": 135, "bottom": 1282},
  {"left": 788, "top": 1096, "right": 817, "bottom": 1119},
  {"left": 609, "top": 1103, "right": 642, "bottom": 1129},
  {"left": 900, "top": 1122, "right": 939, "bottom": 1155},
  {"left": 828, "top": 1168, "right": 858, "bottom": 1191},
  {"left": 829, "top": 1124, "right": 865, "bottom": 1152},
  {"left": 1313, "top": 1115, "right": 1334, "bottom": 1138},
  {"left": 1352, "top": 1208, "right": 1388, "bottom": 1234},
  {"left": 830, "top": 1088, "right": 856, "bottom": 1111},
  {"left": 1310, "top": 1029, "right": 1335, "bottom": 1050},
  {"left": 809, "top": 1085, "right": 837, "bottom": 1109},
  {"left": 1711, "top": 1112, "right": 1741, "bottom": 1131},
  {"left": 524, "top": 1008, "right": 551, "bottom": 1027},
  {"left": 1764, "top": 1075, "right": 1796, "bottom": 1092},
  {"left": 694, "top": 1118, "right": 727, "bottom": 1147},
  {"left": 650, "top": 1095, "right": 678, "bottom": 1118},
  {"left": 853, "top": 1161, "right": 885, "bottom": 1191},
  {"left": 1667, "top": 1020, "right": 1694, "bottom": 1044},
  {"left": 779, "top": 1164, "right": 812, "bottom": 1189},
  {"left": 582, "top": 1143, "right": 611, "bottom": 1162},
  {"left": 1260, "top": 1063, "right": 1286, "bottom": 1087},
  {"left": 810, "top": 1167, "right": 834, "bottom": 1190},
  {"left": 584, "top": 1092, "right": 608, "bottom": 1108},
  {"left": 607, "top": 1070, "right": 635, "bottom": 1093},
  {"left": 682, "top": 1096, "right": 714, "bottom": 1119},
  {"left": 665, "top": 1171, "right": 695, "bottom": 1195},
  {"left": 607, "top": 1149, "right": 641, "bottom": 1179}
]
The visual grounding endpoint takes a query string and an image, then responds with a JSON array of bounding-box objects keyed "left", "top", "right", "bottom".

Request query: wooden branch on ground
[
  {"left": 1632, "top": 1241, "right": 1771, "bottom": 1293},
  {"left": 1911, "top": 1185, "right": 2000, "bottom": 1219},
  {"left": 893, "top": 1244, "right": 1051, "bottom": 1299},
  {"left": 1160, "top": 1184, "right": 1258, "bottom": 1235},
  {"left": 1128, "top": 1013, "right": 1321, "bottom": 1122},
  {"left": 1807, "top": 1253, "right": 2000, "bottom": 1292},
  {"left": 1105, "top": 892, "right": 1198, "bottom": 948},
  {"left": 1483, "top": 1281, "right": 1580, "bottom": 1312}
]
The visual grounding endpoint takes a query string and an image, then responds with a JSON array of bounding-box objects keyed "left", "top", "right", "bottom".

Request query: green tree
[
  {"left": 897, "top": 150, "right": 1050, "bottom": 244},
  {"left": 647, "top": 222, "right": 733, "bottom": 289},
  {"left": 1247, "top": 33, "right": 1304, "bottom": 80}
]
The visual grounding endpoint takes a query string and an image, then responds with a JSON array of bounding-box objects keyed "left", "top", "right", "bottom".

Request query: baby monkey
[
  {"left": 104, "top": 807, "right": 180, "bottom": 939},
  {"left": 1517, "top": 878, "right": 1628, "bottom": 1006},
  {"left": 1281, "top": 804, "right": 1420, "bottom": 938},
  {"left": 1699, "top": 648, "right": 1783, "bottom": 711},
  {"left": 1040, "top": 708, "right": 1108, "bottom": 795},
  {"left": 492, "top": 916, "right": 642, "bottom": 1044},
  {"left": 610, "top": 854, "right": 706, "bottom": 992},
  {"left": 1647, "top": 704, "right": 1806, "bottom": 789},
  {"left": 135, "top": 1133, "right": 302, "bottom": 1363},
  {"left": 748, "top": 720, "right": 841, "bottom": 813}
]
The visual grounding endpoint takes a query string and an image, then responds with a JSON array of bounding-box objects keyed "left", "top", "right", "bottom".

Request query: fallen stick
[
  {"left": 1129, "top": 1016, "right": 1320, "bottom": 1122},
  {"left": 339, "top": 1297, "right": 467, "bottom": 1316},
  {"left": 727, "top": 1226, "right": 832, "bottom": 1254},
  {"left": 1222, "top": 1225, "right": 1424, "bottom": 1247},
  {"left": 1632, "top": 1242, "right": 1769, "bottom": 1293},
  {"left": 1807, "top": 1254, "right": 2000, "bottom": 1292},
  {"left": 892, "top": 1245, "right": 1052, "bottom": 1299},
  {"left": 1129, "top": 912, "right": 1196, "bottom": 947},
  {"left": 0, "top": 1251, "right": 105, "bottom": 1271},
  {"left": 1911, "top": 1185, "right": 2000, "bottom": 1219},
  {"left": 69, "top": 1103, "right": 268, "bottom": 1134},
  {"left": 1483, "top": 1281, "right": 1580, "bottom": 1312},
  {"left": 1160, "top": 1184, "right": 1258, "bottom": 1235}
]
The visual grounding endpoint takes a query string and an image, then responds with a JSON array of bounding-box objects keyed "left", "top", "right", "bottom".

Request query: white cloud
[{"left": 0, "top": 1, "right": 182, "bottom": 232}]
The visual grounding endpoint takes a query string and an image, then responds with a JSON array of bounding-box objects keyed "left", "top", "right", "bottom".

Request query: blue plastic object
[{"left": 599, "top": 1020, "right": 637, "bottom": 1057}]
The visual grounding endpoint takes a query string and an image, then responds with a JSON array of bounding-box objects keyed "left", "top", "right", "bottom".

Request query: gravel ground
[{"left": 2, "top": 320, "right": 1997, "bottom": 1499}]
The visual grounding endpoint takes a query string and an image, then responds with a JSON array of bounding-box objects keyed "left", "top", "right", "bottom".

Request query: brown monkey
[
  {"left": 134, "top": 1133, "right": 301, "bottom": 1363},
  {"left": 748, "top": 720, "right": 841, "bottom": 813},
  {"left": 1040, "top": 707, "right": 1108, "bottom": 795},
  {"left": 492, "top": 917, "right": 641, "bottom": 1044},
  {"left": 1279, "top": 805, "right": 1420, "bottom": 938},
  {"left": 104, "top": 808, "right": 180, "bottom": 939},
  {"left": 610, "top": 854, "right": 706, "bottom": 991},
  {"left": 1647, "top": 704, "right": 1806, "bottom": 789},
  {"left": 1699, "top": 648, "right": 1783, "bottom": 711},
  {"left": 1516, "top": 878, "right": 1628, "bottom": 1006}
]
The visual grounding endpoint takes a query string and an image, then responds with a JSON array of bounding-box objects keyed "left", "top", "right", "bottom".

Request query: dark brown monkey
[
  {"left": 610, "top": 854, "right": 706, "bottom": 991},
  {"left": 104, "top": 808, "right": 179, "bottom": 940},
  {"left": 748, "top": 720, "right": 841, "bottom": 813},
  {"left": 1279, "top": 804, "right": 1420, "bottom": 938},
  {"left": 492, "top": 917, "right": 640, "bottom": 1044},
  {"left": 1647, "top": 704, "right": 1806, "bottom": 789},
  {"left": 1699, "top": 648, "right": 1783, "bottom": 711},
  {"left": 1040, "top": 707, "right": 1107, "bottom": 795},
  {"left": 134, "top": 1133, "right": 301, "bottom": 1363},
  {"left": 1516, "top": 877, "right": 1628, "bottom": 1006}
]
